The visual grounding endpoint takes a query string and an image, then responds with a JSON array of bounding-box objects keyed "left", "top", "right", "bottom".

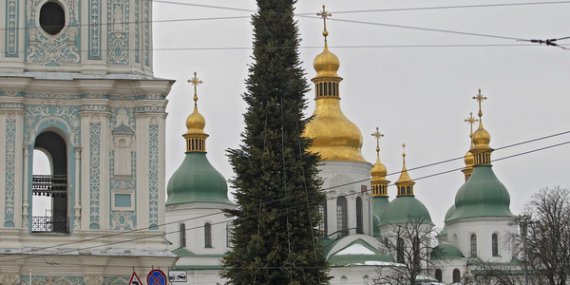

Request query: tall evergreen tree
[{"left": 223, "top": 1, "right": 328, "bottom": 284}]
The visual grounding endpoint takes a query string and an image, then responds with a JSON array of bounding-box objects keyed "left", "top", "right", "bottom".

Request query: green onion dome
[
  {"left": 449, "top": 165, "right": 512, "bottom": 220},
  {"left": 431, "top": 243, "right": 465, "bottom": 260},
  {"left": 167, "top": 152, "right": 230, "bottom": 205}
]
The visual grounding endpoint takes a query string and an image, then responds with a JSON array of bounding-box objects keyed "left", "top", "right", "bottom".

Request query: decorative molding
[
  {"left": 134, "top": 105, "right": 166, "bottom": 113},
  {"left": 80, "top": 104, "right": 111, "bottom": 113},
  {"left": 89, "top": 122, "right": 101, "bottom": 229},
  {"left": 4, "top": 115, "right": 17, "bottom": 227},
  {"left": 148, "top": 121, "right": 159, "bottom": 229},
  {"left": 0, "top": 102, "right": 25, "bottom": 110},
  {"left": 88, "top": 0, "right": 102, "bottom": 59},
  {"left": 110, "top": 210, "right": 135, "bottom": 230},
  {"left": 25, "top": 0, "right": 81, "bottom": 65},
  {"left": 24, "top": 92, "right": 81, "bottom": 99},
  {"left": 24, "top": 105, "right": 80, "bottom": 146},
  {"left": 5, "top": 0, "right": 19, "bottom": 57},
  {"left": 108, "top": 0, "right": 129, "bottom": 65}
]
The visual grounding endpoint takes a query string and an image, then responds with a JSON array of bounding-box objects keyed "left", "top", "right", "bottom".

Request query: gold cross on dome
[
  {"left": 317, "top": 5, "right": 332, "bottom": 37},
  {"left": 472, "top": 89, "right": 487, "bottom": 119},
  {"left": 187, "top": 72, "right": 203, "bottom": 104},
  {"left": 371, "top": 127, "right": 384, "bottom": 158},
  {"left": 464, "top": 112, "right": 479, "bottom": 136}
]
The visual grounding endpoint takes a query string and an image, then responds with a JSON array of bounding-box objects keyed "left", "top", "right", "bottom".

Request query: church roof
[
  {"left": 449, "top": 165, "right": 512, "bottom": 220},
  {"left": 324, "top": 237, "right": 395, "bottom": 267},
  {"left": 431, "top": 243, "right": 465, "bottom": 260},
  {"left": 166, "top": 152, "right": 231, "bottom": 205},
  {"left": 380, "top": 196, "right": 433, "bottom": 226}
]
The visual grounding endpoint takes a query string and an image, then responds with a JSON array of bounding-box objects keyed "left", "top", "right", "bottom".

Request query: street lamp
[{"left": 514, "top": 215, "right": 531, "bottom": 285}]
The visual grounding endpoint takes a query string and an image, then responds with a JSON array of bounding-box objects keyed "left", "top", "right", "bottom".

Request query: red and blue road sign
[{"left": 147, "top": 269, "right": 168, "bottom": 285}]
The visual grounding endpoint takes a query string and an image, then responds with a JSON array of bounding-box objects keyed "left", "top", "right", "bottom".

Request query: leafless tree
[
  {"left": 521, "top": 186, "right": 570, "bottom": 285},
  {"left": 373, "top": 216, "right": 437, "bottom": 285}
]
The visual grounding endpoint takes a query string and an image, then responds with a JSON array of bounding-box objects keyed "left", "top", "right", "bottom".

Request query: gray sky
[{"left": 153, "top": 0, "right": 570, "bottom": 229}]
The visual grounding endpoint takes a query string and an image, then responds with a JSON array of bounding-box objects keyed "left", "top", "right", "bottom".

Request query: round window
[{"left": 39, "top": 2, "right": 65, "bottom": 35}]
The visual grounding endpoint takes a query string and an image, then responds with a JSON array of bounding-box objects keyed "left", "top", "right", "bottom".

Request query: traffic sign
[
  {"left": 128, "top": 271, "right": 142, "bottom": 285},
  {"left": 147, "top": 269, "right": 168, "bottom": 285}
]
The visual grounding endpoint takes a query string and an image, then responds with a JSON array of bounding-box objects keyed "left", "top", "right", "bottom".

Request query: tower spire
[
  {"left": 395, "top": 143, "right": 415, "bottom": 196},
  {"left": 184, "top": 72, "right": 208, "bottom": 153},
  {"left": 462, "top": 112, "right": 478, "bottom": 180}
]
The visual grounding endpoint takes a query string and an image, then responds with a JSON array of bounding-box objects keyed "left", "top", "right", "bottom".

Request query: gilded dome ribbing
[{"left": 303, "top": 10, "right": 366, "bottom": 162}]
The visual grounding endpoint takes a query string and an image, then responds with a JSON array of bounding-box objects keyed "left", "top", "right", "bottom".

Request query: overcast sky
[{"left": 152, "top": 0, "right": 570, "bottom": 229}]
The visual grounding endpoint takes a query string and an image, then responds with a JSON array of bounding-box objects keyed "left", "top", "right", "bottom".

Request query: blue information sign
[{"left": 147, "top": 269, "right": 168, "bottom": 285}]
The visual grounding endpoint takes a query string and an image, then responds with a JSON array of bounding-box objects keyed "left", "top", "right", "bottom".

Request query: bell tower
[{"left": 0, "top": 0, "right": 175, "bottom": 283}]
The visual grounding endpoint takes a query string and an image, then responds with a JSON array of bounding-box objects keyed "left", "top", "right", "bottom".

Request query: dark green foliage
[{"left": 222, "top": 0, "right": 329, "bottom": 284}]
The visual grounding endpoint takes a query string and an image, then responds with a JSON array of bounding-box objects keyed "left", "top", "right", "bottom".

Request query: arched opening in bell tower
[{"left": 32, "top": 131, "right": 68, "bottom": 233}]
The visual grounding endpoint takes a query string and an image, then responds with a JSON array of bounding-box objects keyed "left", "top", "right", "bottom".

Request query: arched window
[
  {"left": 492, "top": 233, "right": 499, "bottom": 256},
  {"left": 453, "top": 269, "right": 461, "bottom": 283},
  {"left": 336, "top": 197, "right": 348, "bottom": 237},
  {"left": 318, "top": 202, "right": 328, "bottom": 237},
  {"left": 356, "top": 197, "right": 363, "bottom": 234},
  {"left": 32, "top": 131, "right": 68, "bottom": 233},
  {"left": 435, "top": 269, "right": 442, "bottom": 282},
  {"left": 179, "top": 223, "right": 186, "bottom": 248},
  {"left": 226, "top": 224, "right": 233, "bottom": 248},
  {"left": 204, "top": 223, "right": 212, "bottom": 248},
  {"left": 397, "top": 238, "right": 405, "bottom": 263},
  {"left": 470, "top": 234, "right": 477, "bottom": 257}
]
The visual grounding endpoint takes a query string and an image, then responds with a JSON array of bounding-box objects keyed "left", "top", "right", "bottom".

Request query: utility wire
[{"left": 1, "top": 133, "right": 569, "bottom": 263}]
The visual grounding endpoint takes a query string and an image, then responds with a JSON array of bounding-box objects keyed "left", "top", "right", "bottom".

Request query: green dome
[
  {"left": 372, "top": 197, "right": 390, "bottom": 237},
  {"left": 450, "top": 165, "right": 512, "bottom": 220},
  {"left": 380, "top": 196, "right": 432, "bottom": 226},
  {"left": 167, "top": 152, "right": 231, "bottom": 205},
  {"left": 431, "top": 243, "right": 465, "bottom": 260}
]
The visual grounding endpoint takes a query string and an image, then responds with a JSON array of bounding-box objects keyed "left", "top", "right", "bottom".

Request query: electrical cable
[{"left": 1, "top": 135, "right": 568, "bottom": 263}]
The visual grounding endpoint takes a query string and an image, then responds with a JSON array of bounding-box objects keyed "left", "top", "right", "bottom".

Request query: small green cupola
[
  {"left": 166, "top": 72, "right": 231, "bottom": 205},
  {"left": 449, "top": 90, "right": 512, "bottom": 221},
  {"left": 380, "top": 145, "right": 432, "bottom": 226}
]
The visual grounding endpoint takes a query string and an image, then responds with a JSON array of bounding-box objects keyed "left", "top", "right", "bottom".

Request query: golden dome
[
  {"left": 371, "top": 158, "right": 388, "bottom": 178},
  {"left": 313, "top": 42, "right": 340, "bottom": 78},
  {"left": 303, "top": 15, "right": 365, "bottom": 162},
  {"left": 304, "top": 99, "right": 365, "bottom": 162},
  {"left": 472, "top": 125, "right": 491, "bottom": 149},
  {"left": 185, "top": 107, "right": 206, "bottom": 135}
]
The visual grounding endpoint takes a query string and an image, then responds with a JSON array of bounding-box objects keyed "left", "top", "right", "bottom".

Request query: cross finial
[
  {"left": 402, "top": 143, "right": 407, "bottom": 159},
  {"left": 317, "top": 5, "right": 332, "bottom": 38},
  {"left": 187, "top": 72, "right": 203, "bottom": 106},
  {"left": 464, "top": 112, "right": 479, "bottom": 137},
  {"left": 371, "top": 126, "right": 384, "bottom": 159},
  {"left": 472, "top": 89, "right": 487, "bottom": 122}
]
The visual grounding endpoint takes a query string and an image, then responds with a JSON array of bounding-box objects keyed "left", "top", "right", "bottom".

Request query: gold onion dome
[
  {"left": 464, "top": 150, "right": 474, "bottom": 166},
  {"left": 186, "top": 103, "right": 206, "bottom": 135},
  {"left": 303, "top": 5, "right": 365, "bottom": 162}
]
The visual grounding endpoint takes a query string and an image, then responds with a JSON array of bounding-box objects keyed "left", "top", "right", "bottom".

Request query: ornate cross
[
  {"left": 371, "top": 126, "right": 384, "bottom": 158},
  {"left": 464, "top": 112, "right": 479, "bottom": 136},
  {"left": 187, "top": 72, "right": 203, "bottom": 104},
  {"left": 317, "top": 5, "right": 332, "bottom": 37},
  {"left": 472, "top": 89, "right": 487, "bottom": 119}
]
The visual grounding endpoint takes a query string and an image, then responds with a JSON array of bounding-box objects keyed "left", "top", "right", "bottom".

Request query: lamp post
[{"left": 517, "top": 215, "right": 531, "bottom": 285}]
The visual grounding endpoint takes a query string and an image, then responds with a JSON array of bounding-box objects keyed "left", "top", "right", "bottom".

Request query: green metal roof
[
  {"left": 372, "top": 197, "right": 390, "bottom": 237},
  {"left": 431, "top": 243, "right": 465, "bottom": 260},
  {"left": 449, "top": 165, "right": 512, "bottom": 221},
  {"left": 380, "top": 196, "right": 432, "bottom": 226},
  {"left": 167, "top": 152, "right": 231, "bottom": 205}
]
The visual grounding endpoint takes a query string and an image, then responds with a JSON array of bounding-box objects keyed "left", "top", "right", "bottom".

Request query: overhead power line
[{"left": 0, "top": 130, "right": 568, "bottom": 263}]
